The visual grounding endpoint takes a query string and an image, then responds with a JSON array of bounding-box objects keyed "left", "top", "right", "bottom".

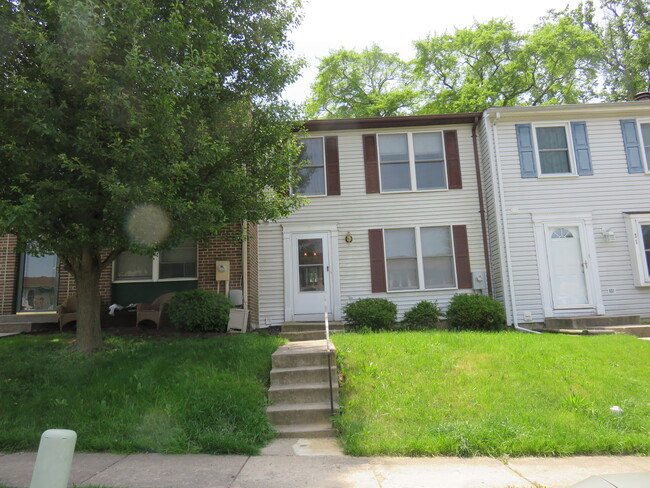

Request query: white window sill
[
  {"left": 536, "top": 173, "right": 579, "bottom": 180},
  {"left": 387, "top": 286, "right": 458, "bottom": 293},
  {"left": 380, "top": 188, "right": 449, "bottom": 195}
]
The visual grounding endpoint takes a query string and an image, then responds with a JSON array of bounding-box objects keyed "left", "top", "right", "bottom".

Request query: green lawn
[
  {"left": 332, "top": 331, "right": 650, "bottom": 457},
  {"left": 0, "top": 333, "right": 285, "bottom": 455}
]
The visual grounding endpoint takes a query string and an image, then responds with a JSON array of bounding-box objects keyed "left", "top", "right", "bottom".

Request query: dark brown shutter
[
  {"left": 444, "top": 130, "right": 462, "bottom": 189},
  {"left": 324, "top": 136, "right": 340, "bottom": 196},
  {"left": 368, "top": 229, "right": 386, "bottom": 293},
  {"left": 452, "top": 225, "right": 472, "bottom": 289},
  {"left": 363, "top": 134, "right": 380, "bottom": 193}
]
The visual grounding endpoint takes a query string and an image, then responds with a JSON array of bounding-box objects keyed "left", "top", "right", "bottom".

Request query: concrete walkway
[{"left": 1, "top": 439, "right": 648, "bottom": 488}]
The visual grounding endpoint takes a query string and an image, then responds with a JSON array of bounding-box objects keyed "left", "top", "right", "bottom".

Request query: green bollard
[{"left": 30, "top": 429, "right": 77, "bottom": 488}]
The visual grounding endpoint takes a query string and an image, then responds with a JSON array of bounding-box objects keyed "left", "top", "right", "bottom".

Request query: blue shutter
[
  {"left": 620, "top": 119, "right": 645, "bottom": 174},
  {"left": 570, "top": 122, "right": 593, "bottom": 176},
  {"left": 515, "top": 124, "right": 537, "bottom": 178}
]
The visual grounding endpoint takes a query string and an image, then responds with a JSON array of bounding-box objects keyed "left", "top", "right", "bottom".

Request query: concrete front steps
[
  {"left": 280, "top": 321, "right": 344, "bottom": 342},
  {"left": 267, "top": 339, "right": 338, "bottom": 439},
  {"left": 541, "top": 315, "right": 650, "bottom": 338}
]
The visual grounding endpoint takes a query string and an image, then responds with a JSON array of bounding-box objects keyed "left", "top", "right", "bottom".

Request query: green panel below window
[{"left": 112, "top": 281, "right": 197, "bottom": 305}]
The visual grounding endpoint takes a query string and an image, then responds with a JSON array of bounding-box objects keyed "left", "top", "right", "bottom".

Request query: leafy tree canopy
[
  {"left": 307, "top": 0, "right": 649, "bottom": 117},
  {"left": 306, "top": 44, "right": 419, "bottom": 118},
  {"left": 0, "top": 0, "right": 303, "bottom": 352}
]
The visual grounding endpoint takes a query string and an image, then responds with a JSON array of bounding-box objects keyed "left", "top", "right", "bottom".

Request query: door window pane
[
  {"left": 296, "top": 138, "right": 325, "bottom": 196},
  {"left": 298, "top": 239, "right": 324, "bottom": 291},
  {"left": 385, "top": 229, "right": 418, "bottom": 290},
  {"left": 20, "top": 254, "right": 58, "bottom": 311},
  {"left": 114, "top": 252, "right": 153, "bottom": 280},
  {"left": 160, "top": 243, "right": 197, "bottom": 279},
  {"left": 536, "top": 126, "right": 571, "bottom": 174}
]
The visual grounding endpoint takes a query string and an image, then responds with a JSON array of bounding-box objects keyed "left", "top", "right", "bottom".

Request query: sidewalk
[{"left": 1, "top": 438, "right": 649, "bottom": 488}]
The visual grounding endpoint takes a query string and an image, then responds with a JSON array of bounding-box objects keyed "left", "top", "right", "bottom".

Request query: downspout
[
  {"left": 471, "top": 116, "right": 493, "bottom": 297},
  {"left": 488, "top": 113, "right": 540, "bottom": 334},
  {"left": 242, "top": 220, "right": 248, "bottom": 310}
]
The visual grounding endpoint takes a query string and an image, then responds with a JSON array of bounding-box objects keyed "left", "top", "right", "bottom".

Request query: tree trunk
[{"left": 73, "top": 248, "right": 104, "bottom": 353}]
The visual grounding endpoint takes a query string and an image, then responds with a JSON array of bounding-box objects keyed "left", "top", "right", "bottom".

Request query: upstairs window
[
  {"left": 516, "top": 122, "right": 592, "bottom": 178},
  {"left": 621, "top": 119, "right": 650, "bottom": 174},
  {"left": 296, "top": 138, "right": 326, "bottom": 196},
  {"left": 535, "top": 126, "right": 571, "bottom": 175},
  {"left": 377, "top": 132, "right": 447, "bottom": 192}
]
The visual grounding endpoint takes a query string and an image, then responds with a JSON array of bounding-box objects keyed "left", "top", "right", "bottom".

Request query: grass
[
  {"left": 0, "top": 333, "right": 285, "bottom": 455},
  {"left": 332, "top": 331, "right": 650, "bottom": 457}
]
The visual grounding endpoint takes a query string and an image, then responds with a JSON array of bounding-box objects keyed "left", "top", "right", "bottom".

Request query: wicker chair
[
  {"left": 135, "top": 292, "right": 176, "bottom": 329},
  {"left": 56, "top": 296, "right": 77, "bottom": 331}
]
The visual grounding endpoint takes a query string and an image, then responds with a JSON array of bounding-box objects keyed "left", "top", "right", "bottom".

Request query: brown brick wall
[
  {"left": 247, "top": 222, "right": 259, "bottom": 328},
  {"left": 197, "top": 223, "right": 244, "bottom": 296},
  {"left": 0, "top": 235, "right": 19, "bottom": 315}
]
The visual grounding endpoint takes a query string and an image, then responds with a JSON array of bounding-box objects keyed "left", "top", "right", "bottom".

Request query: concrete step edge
[
  {"left": 269, "top": 382, "right": 337, "bottom": 392},
  {"left": 271, "top": 365, "right": 336, "bottom": 374},
  {"left": 267, "top": 402, "right": 338, "bottom": 413}
]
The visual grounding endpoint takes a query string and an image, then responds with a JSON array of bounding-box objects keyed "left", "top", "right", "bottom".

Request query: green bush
[
  {"left": 168, "top": 290, "right": 233, "bottom": 332},
  {"left": 401, "top": 301, "right": 442, "bottom": 330},
  {"left": 446, "top": 293, "right": 506, "bottom": 331},
  {"left": 343, "top": 298, "right": 397, "bottom": 331}
]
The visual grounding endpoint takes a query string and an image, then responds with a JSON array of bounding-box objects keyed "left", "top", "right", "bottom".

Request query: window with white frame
[
  {"left": 534, "top": 125, "right": 574, "bottom": 175},
  {"left": 640, "top": 122, "right": 650, "bottom": 168},
  {"left": 113, "top": 243, "right": 197, "bottom": 282},
  {"left": 296, "top": 137, "right": 326, "bottom": 196},
  {"left": 625, "top": 213, "right": 650, "bottom": 286},
  {"left": 384, "top": 226, "right": 456, "bottom": 291},
  {"left": 378, "top": 132, "right": 446, "bottom": 192}
]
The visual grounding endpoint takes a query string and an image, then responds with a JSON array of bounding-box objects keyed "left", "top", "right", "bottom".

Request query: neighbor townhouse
[{"left": 478, "top": 98, "right": 650, "bottom": 328}]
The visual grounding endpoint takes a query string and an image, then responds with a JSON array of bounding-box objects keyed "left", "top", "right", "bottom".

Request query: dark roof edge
[{"left": 301, "top": 112, "right": 482, "bottom": 132}]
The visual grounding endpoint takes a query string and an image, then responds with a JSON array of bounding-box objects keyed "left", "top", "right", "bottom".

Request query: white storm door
[
  {"left": 546, "top": 226, "right": 591, "bottom": 308},
  {"left": 292, "top": 233, "right": 332, "bottom": 317}
]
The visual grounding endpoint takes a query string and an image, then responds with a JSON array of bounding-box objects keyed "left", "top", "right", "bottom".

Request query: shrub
[
  {"left": 168, "top": 290, "right": 233, "bottom": 332},
  {"left": 446, "top": 293, "right": 506, "bottom": 331},
  {"left": 343, "top": 298, "right": 397, "bottom": 331},
  {"left": 401, "top": 301, "right": 442, "bottom": 330}
]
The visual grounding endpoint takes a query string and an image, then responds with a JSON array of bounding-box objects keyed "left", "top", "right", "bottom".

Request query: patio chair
[
  {"left": 136, "top": 292, "right": 176, "bottom": 329},
  {"left": 56, "top": 296, "right": 77, "bottom": 331}
]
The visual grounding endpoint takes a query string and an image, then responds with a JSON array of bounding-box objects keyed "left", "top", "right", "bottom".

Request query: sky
[{"left": 283, "top": 0, "right": 583, "bottom": 104}]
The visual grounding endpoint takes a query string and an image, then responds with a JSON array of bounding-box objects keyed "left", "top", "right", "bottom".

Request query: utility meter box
[
  {"left": 215, "top": 260, "right": 230, "bottom": 281},
  {"left": 472, "top": 271, "right": 487, "bottom": 290}
]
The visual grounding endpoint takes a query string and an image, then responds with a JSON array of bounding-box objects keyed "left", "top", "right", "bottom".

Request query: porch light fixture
[
  {"left": 602, "top": 228, "right": 616, "bottom": 242},
  {"left": 345, "top": 232, "right": 353, "bottom": 243}
]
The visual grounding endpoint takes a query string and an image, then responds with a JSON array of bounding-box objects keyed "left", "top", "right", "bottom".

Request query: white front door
[
  {"left": 292, "top": 233, "right": 332, "bottom": 319},
  {"left": 546, "top": 225, "right": 591, "bottom": 308}
]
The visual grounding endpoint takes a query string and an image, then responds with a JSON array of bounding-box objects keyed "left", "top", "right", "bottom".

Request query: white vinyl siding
[
  {"left": 257, "top": 124, "right": 485, "bottom": 327},
  {"left": 486, "top": 106, "right": 650, "bottom": 323}
]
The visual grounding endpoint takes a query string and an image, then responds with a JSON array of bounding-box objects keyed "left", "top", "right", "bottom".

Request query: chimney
[{"left": 634, "top": 91, "right": 650, "bottom": 101}]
